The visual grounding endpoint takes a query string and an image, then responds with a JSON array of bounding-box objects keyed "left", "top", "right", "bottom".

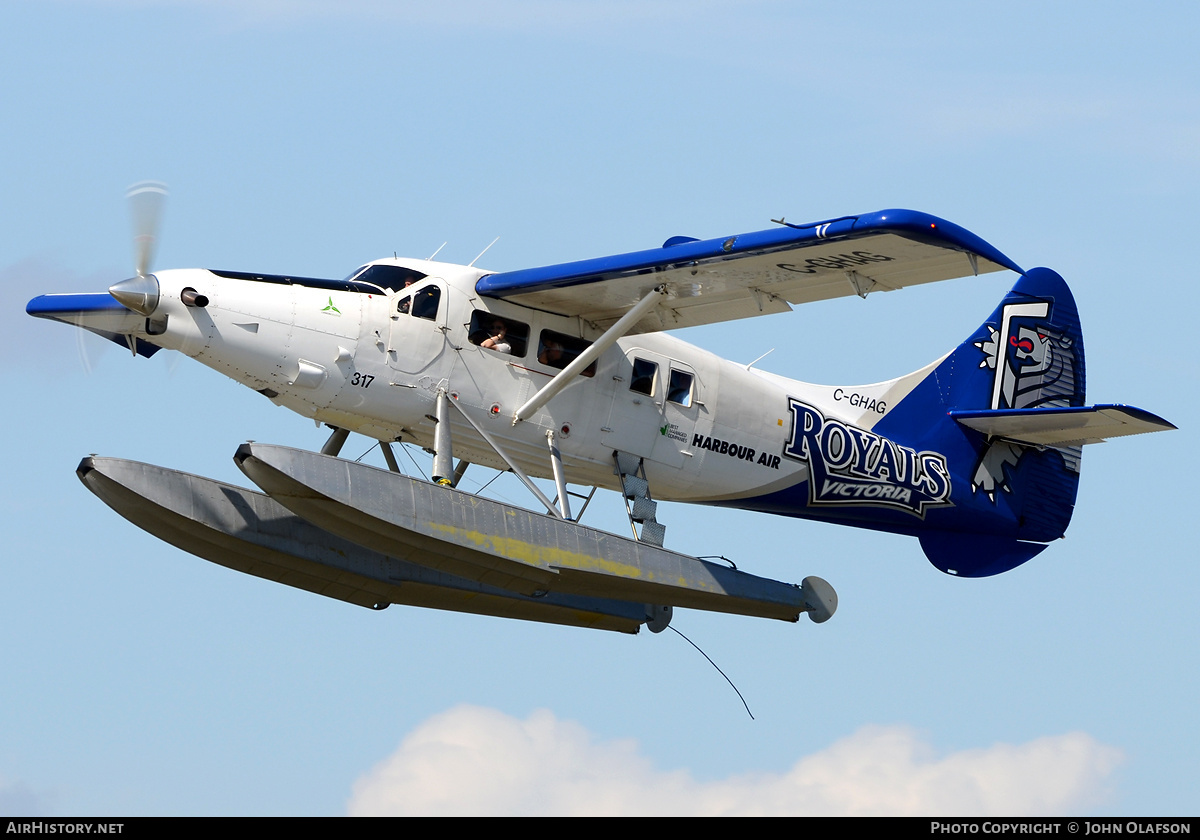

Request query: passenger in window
[
  {"left": 481, "top": 320, "right": 512, "bottom": 354},
  {"left": 536, "top": 330, "right": 596, "bottom": 376},
  {"left": 538, "top": 338, "right": 564, "bottom": 367}
]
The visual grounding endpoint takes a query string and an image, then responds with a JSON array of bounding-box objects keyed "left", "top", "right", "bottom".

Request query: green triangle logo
[{"left": 321, "top": 297, "right": 341, "bottom": 315}]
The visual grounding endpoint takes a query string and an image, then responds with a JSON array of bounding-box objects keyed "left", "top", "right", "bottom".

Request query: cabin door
[
  {"left": 387, "top": 279, "right": 447, "bottom": 375},
  {"left": 601, "top": 349, "right": 696, "bottom": 468}
]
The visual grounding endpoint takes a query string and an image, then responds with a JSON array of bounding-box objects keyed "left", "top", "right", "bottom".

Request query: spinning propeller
[{"left": 108, "top": 181, "right": 168, "bottom": 316}]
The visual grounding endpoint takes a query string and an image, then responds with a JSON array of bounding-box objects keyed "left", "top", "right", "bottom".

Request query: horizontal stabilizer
[{"left": 949, "top": 404, "right": 1176, "bottom": 447}]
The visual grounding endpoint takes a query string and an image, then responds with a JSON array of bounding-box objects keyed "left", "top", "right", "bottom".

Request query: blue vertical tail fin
[{"left": 898, "top": 268, "right": 1087, "bottom": 576}]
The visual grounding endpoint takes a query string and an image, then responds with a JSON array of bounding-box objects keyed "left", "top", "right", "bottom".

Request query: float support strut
[
  {"left": 380, "top": 440, "right": 401, "bottom": 474},
  {"left": 321, "top": 426, "right": 349, "bottom": 457},
  {"left": 547, "top": 429, "right": 573, "bottom": 521},
  {"left": 432, "top": 390, "right": 454, "bottom": 486}
]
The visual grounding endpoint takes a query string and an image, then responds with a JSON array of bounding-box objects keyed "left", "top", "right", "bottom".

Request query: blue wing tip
[
  {"left": 855, "top": 209, "right": 1025, "bottom": 275},
  {"left": 27, "top": 293, "right": 127, "bottom": 318}
]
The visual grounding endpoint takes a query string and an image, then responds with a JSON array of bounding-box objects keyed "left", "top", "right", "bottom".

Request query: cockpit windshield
[
  {"left": 341, "top": 265, "right": 369, "bottom": 283},
  {"left": 342, "top": 264, "right": 428, "bottom": 292}
]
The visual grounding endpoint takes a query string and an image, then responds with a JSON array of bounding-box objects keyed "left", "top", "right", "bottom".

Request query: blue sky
[{"left": 2, "top": 0, "right": 1197, "bottom": 816}]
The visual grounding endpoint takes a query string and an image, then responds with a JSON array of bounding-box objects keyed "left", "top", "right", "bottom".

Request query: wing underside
[{"left": 476, "top": 209, "right": 1023, "bottom": 332}]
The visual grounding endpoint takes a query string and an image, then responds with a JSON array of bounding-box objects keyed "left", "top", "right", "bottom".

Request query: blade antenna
[
  {"left": 467, "top": 236, "right": 499, "bottom": 267},
  {"left": 745, "top": 348, "right": 774, "bottom": 370}
]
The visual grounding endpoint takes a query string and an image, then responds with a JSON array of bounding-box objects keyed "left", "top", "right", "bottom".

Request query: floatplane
[{"left": 26, "top": 184, "right": 1174, "bottom": 633}]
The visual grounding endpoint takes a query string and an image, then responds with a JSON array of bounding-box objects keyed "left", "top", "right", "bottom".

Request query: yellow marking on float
[{"left": 427, "top": 522, "right": 648, "bottom": 579}]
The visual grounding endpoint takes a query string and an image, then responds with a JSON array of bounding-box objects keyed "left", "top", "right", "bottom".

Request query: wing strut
[{"left": 512, "top": 284, "right": 667, "bottom": 424}]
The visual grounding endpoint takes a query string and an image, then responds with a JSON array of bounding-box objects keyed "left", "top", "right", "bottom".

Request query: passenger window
[
  {"left": 667, "top": 369, "right": 693, "bottom": 406},
  {"left": 468, "top": 310, "right": 529, "bottom": 357},
  {"left": 537, "top": 330, "right": 596, "bottom": 377},
  {"left": 630, "top": 358, "right": 657, "bottom": 396}
]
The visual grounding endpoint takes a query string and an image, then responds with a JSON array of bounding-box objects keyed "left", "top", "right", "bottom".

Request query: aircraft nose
[{"left": 109, "top": 273, "right": 160, "bottom": 315}]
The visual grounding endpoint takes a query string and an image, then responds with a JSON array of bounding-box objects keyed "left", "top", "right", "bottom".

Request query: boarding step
[{"left": 614, "top": 451, "right": 666, "bottom": 547}]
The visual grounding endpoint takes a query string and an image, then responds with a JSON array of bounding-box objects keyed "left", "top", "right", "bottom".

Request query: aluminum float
[
  {"left": 77, "top": 456, "right": 649, "bottom": 633},
  {"left": 231, "top": 442, "right": 837, "bottom": 625}
]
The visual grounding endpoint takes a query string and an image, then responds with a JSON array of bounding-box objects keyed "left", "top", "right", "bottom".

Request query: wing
[{"left": 476, "top": 209, "right": 1023, "bottom": 333}]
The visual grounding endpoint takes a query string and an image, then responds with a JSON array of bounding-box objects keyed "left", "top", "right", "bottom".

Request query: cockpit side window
[
  {"left": 398, "top": 285, "right": 440, "bottom": 321},
  {"left": 411, "top": 286, "right": 440, "bottom": 320}
]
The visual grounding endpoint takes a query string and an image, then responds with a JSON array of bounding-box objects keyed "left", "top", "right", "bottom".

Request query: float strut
[
  {"left": 547, "top": 429, "right": 573, "bottom": 521},
  {"left": 432, "top": 390, "right": 454, "bottom": 486},
  {"left": 321, "top": 426, "right": 350, "bottom": 457},
  {"left": 450, "top": 460, "right": 470, "bottom": 488},
  {"left": 379, "top": 440, "right": 401, "bottom": 474}
]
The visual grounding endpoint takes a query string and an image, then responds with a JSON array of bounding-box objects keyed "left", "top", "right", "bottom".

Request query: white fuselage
[{"left": 142, "top": 260, "right": 929, "bottom": 504}]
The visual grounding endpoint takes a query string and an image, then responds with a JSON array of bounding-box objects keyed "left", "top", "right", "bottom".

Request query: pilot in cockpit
[{"left": 397, "top": 278, "right": 417, "bottom": 313}]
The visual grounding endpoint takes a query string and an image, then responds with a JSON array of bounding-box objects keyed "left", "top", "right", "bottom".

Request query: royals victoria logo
[
  {"left": 969, "top": 297, "right": 1081, "bottom": 499},
  {"left": 783, "top": 398, "right": 952, "bottom": 518}
]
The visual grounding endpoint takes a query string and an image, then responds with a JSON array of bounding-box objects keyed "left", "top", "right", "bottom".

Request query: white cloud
[{"left": 347, "top": 705, "right": 1122, "bottom": 816}]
